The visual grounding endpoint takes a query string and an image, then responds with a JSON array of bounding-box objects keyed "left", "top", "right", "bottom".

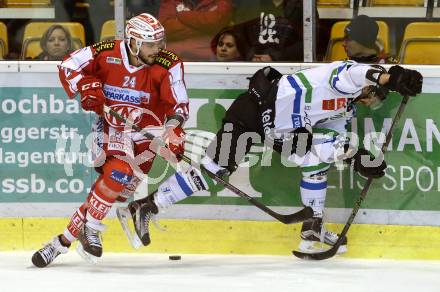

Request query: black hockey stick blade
[
  {"left": 292, "top": 176, "right": 373, "bottom": 260},
  {"left": 292, "top": 95, "right": 410, "bottom": 260},
  {"left": 292, "top": 235, "right": 345, "bottom": 260},
  {"left": 275, "top": 206, "right": 314, "bottom": 224},
  {"left": 195, "top": 161, "right": 314, "bottom": 224}
]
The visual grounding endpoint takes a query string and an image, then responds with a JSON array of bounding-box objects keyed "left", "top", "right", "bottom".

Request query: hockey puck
[{"left": 169, "top": 255, "right": 181, "bottom": 261}]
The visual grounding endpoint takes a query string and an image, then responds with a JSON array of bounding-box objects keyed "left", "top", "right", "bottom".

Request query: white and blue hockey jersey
[{"left": 274, "top": 61, "right": 377, "bottom": 135}]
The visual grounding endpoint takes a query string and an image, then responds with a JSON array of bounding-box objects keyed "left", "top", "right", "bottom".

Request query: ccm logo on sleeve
[{"left": 81, "top": 82, "right": 102, "bottom": 90}]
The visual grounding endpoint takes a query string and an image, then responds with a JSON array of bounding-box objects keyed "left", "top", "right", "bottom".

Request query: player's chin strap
[
  {"left": 126, "top": 37, "right": 142, "bottom": 56},
  {"left": 103, "top": 105, "right": 314, "bottom": 225},
  {"left": 293, "top": 94, "right": 411, "bottom": 260},
  {"left": 126, "top": 38, "right": 149, "bottom": 66}
]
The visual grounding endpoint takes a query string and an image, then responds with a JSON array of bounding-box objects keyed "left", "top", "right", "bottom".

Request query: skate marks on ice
[{"left": 1, "top": 252, "right": 440, "bottom": 292}]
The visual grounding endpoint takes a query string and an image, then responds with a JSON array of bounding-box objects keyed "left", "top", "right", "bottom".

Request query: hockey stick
[
  {"left": 293, "top": 94, "right": 411, "bottom": 260},
  {"left": 103, "top": 105, "right": 313, "bottom": 224}
]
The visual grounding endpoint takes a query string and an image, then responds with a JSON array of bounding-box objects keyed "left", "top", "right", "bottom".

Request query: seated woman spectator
[
  {"left": 36, "top": 24, "right": 74, "bottom": 61},
  {"left": 211, "top": 27, "right": 246, "bottom": 61}
]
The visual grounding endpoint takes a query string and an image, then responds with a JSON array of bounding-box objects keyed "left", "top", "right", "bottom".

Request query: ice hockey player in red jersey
[{"left": 31, "top": 13, "right": 202, "bottom": 267}]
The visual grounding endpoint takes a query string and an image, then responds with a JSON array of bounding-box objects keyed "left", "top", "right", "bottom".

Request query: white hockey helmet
[{"left": 125, "top": 13, "right": 165, "bottom": 55}]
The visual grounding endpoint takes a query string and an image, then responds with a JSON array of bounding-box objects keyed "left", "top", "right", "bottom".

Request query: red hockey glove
[
  {"left": 162, "top": 126, "right": 185, "bottom": 162},
  {"left": 77, "top": 76, "right": 105, "bottom": 115}
]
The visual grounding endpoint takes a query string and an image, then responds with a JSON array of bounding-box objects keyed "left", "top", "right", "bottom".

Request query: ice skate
[
  {"left": 76, "top": 222, "right": 105, "bottom": 264},
  {"left": 297, "top": 217, "right": 347, "bottom": 254},
  {"left": 31, "top": 235, "right": 70, "bottom": 268},
  {"left": 116, "top": 194, "right": 158, "bottom": 249}
]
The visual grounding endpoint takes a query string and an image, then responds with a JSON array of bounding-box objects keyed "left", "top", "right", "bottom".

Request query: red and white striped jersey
[{"left": 58, "top": 40, "right": 189, "bottom": 130}]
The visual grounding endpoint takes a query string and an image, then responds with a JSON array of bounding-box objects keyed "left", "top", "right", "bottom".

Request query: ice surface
[{"left": 1, "top": 252, "right": 439, "bottom": 292}]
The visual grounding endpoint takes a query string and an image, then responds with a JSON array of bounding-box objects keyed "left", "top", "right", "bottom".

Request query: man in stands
[{"left": 343, "top": 15, "right": 396, "bottom": 64}]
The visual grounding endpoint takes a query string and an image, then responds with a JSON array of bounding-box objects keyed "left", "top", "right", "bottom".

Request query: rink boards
[
  {"left": 1, "top": 62, "right": 440, "bottom": 259},
  {"left": 2, "top": 217, "right": 440, "bottom": 260}
]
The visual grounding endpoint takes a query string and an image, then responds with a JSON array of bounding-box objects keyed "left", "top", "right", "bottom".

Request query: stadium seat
[
  {"left": 100, "top": 20, "right": 127, "bottom": 41},
  {"left": 0, "top": 22, "right": 7, "bottom": 59},
  {"left": 21, "top": 22, "right": 85, "bottom": 59},
  {"left": 317, "top": 0, "right": 350, "bottom": 7},
  {"left": 399, "top": 22, "right": 440, "bottom": 64},
  {"left": 3, "top": 0, "right": 52, "bottom": 7},
  {"left": 369, "top": 0, "right": 425, "bottom": 6},
  {"left": 325, "top": 20, "right": 389, "bottom": 61},
  {"left": 100, "top": 20, "right": 115, "bottom": 41}
]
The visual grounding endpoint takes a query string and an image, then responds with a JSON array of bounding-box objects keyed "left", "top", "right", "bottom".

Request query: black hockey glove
[
  {"left": 386, "top": 65, "right": 423, "bottom": 97},
  {"left": 346, "top": 148, "right": 387, "bottom": 179}
]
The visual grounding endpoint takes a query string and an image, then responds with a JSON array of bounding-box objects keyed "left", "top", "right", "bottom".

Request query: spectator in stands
[
  {"left": 343, "top": 15, "right": 395, "bottom": 64},
  {"left": 158, "top": 0, "right": 232, "bottom": 61},
  {"left": 231, "top": 0, "right": 318, "bottom": 62},
  {"left": 127, "top": 0, "right": 161, "bottom": 17},
  {"left": 36, "top": 24, "right": 74, "bottom": 61},
  {"left": 54, "top": 0, "right": 114, "bottom": 44},
  {"left": 211, "top": 27, "right": 246, "bottom": 61}
]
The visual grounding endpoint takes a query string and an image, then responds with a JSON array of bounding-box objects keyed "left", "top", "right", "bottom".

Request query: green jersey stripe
[
  {"left": 296, "top": 72, "right": 313, "bottom": 103},
  {"left": 313, "top": 128, "right": 340, "bottom": 136},
  {"left": 301, "top": 162, "right": 330, "bottom": 173},
  {"left": 328, "top": 68, "right": 338, "bottom": 88}
]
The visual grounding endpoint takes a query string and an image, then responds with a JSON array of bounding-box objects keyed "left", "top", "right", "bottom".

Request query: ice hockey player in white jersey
[{"left": 117, "top": 62, "right": 423, "bottom": 254}]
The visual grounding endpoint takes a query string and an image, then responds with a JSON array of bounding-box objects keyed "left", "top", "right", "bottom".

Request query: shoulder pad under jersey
[
  {"left": 154, "top": 49, "right": 181, "bottom": 69},
  {"left": 92, "top": 40, "right": 116, "bottom": 55}
]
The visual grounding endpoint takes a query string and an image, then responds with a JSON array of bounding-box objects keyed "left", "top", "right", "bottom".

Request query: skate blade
[
  {"left": 298, "top": 240, "right": 326, "bottom": 254},
  {"left": 297, "top": 240, "right": 348, "bottom": 255},
  {"left": 336, "top": 244, "right": 347, "bottom": 254},
  {"left": 152, "top": 215, "right": 167, "bottom": 232},
  {"left": 116, "top": 207, "right": 142, "bottom": 249},
  {"left": 76, "top": 244, "right": 99, "bottom": 265}
]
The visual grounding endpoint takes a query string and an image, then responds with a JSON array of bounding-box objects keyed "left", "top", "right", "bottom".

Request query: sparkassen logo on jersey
[{"left": 103, "top": 85, "right": 150, "bottom": 105}]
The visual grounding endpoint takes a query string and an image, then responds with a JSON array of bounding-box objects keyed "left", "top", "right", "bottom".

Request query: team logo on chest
[{"left": 105, "top": 105, "right": 143, "bottom": 130}]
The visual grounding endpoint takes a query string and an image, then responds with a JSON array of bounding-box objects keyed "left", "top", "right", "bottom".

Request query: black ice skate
[
  {"left": 32, "top": 235, "right": 70, "bottom": 268},
  {"left": 76, "top": 222, "right": 105, "bottom": 264},
  {"left": 297, "top": 217, "right": 348, "bottom": 254},
  {"left": 116, "top": 194, "right": 158, "bottom": 249}
]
